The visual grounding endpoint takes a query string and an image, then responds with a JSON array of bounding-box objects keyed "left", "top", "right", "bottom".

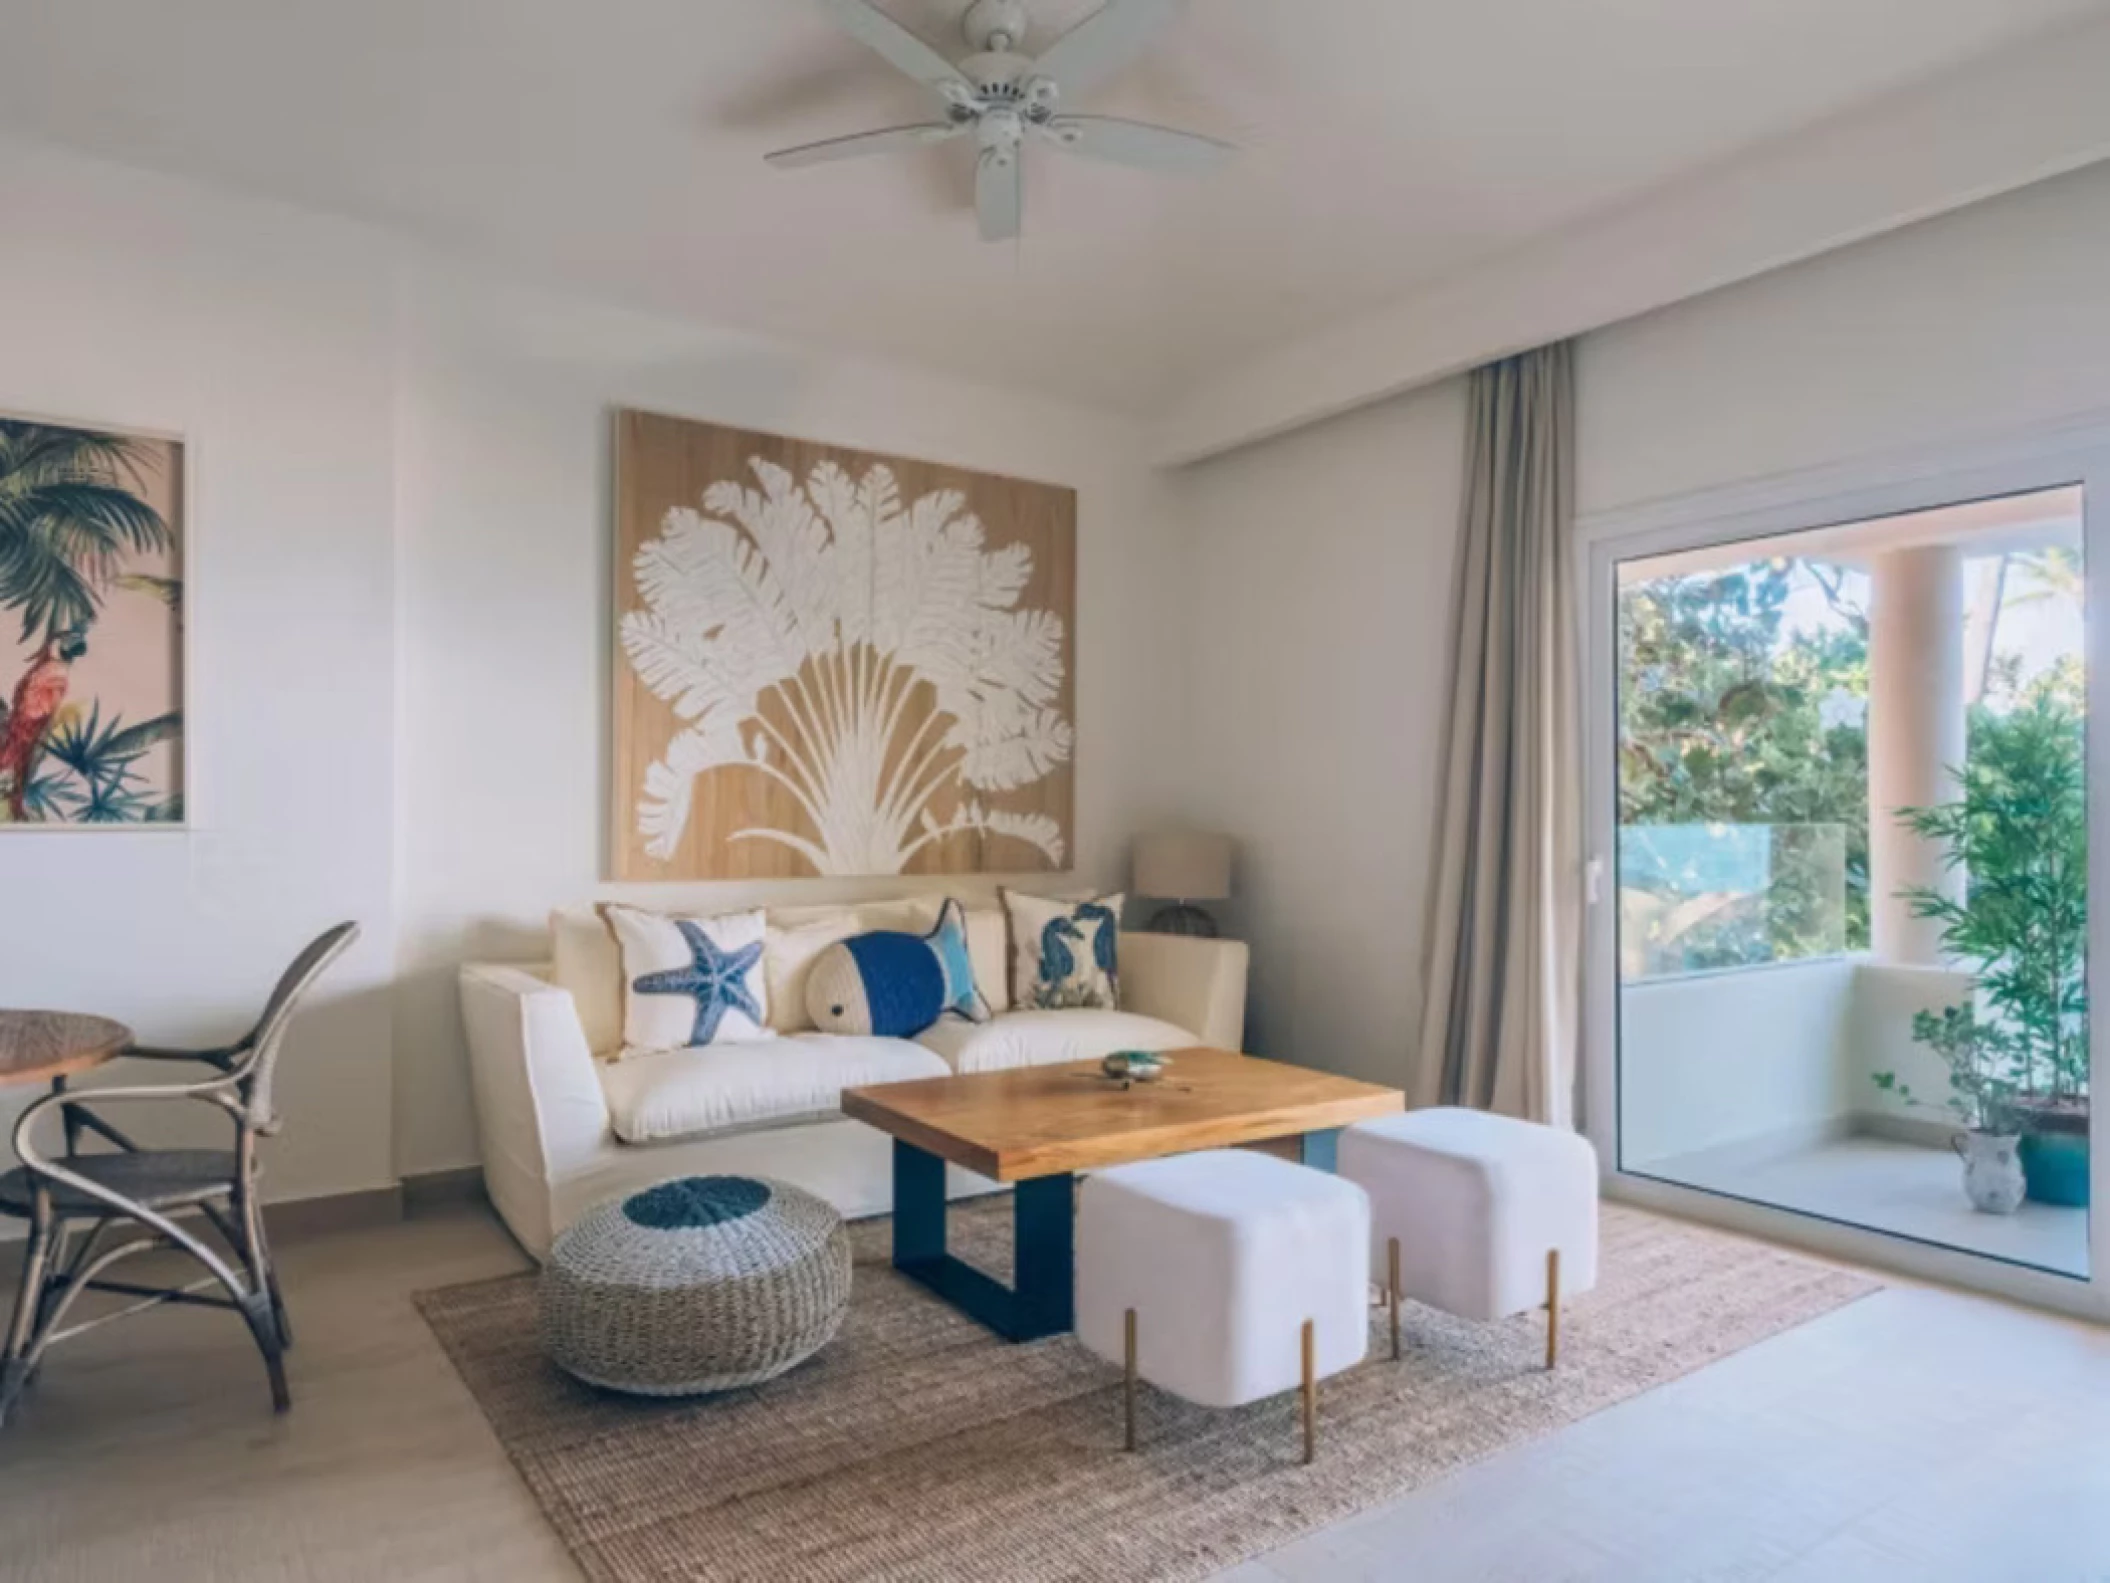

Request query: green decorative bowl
[{"left": 1101, "top": 1050, "right": 1170, "bottom": 1083}]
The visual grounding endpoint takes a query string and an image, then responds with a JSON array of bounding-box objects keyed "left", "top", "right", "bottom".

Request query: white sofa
[{"left": 460, "top": 902, "right": 1249, "bottom": 1259}]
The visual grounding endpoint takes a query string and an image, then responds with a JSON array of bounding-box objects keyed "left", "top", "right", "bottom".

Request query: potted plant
[{"left": 1873, "top": 686, "right": 2088, "bottom": 1209}]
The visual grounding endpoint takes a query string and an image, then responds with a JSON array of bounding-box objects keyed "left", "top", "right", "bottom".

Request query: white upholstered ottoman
[
  {"left": 1076, "top": 1149, "right": 1369, "bottom": 1463},
  {"left": 1338, "top": 1107, "right": 1598, "bottom": 1368}
]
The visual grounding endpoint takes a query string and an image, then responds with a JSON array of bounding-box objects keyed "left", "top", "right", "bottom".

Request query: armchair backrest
[{"left": 234, "top": 922, "right": 361, "bottom": 1130}]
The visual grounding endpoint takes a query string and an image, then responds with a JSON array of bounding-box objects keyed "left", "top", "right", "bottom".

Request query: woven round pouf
[{"left": 540, "top": 1175, "right": 850, "bottom": 1396}]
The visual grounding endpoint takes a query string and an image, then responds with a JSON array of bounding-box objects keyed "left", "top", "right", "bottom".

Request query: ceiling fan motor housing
[{"left": 962, "top": 0, "right": 1030, "bottom": 53}]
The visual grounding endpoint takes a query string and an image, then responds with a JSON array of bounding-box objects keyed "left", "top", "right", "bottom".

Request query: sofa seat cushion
[
  {"left": 599, "top": 1035, "right": 950, "bottom": 1145},
  {"left": 914, "top": 1009, "right": 1196, "bottom": 1076}
]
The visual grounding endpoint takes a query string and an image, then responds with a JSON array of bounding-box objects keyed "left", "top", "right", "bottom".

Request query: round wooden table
[{"left": 0, "top": 1011, "right": 133, "bottom": 1089}]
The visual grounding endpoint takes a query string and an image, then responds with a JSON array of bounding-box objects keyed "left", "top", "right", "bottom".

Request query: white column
[{"left": 1867, "top": 546, "right": 1966, "bottom": 965}]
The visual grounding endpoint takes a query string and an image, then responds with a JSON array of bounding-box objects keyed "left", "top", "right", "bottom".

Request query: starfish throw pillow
[{"left": 599, "top": 903, "right": 773, "bottom": 1053}]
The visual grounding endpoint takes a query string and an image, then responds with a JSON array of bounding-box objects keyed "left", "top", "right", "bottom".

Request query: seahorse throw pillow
[
  {"left": 599, "top": 903, "right": 773, "bottom": 1053},
  {"left": 1001, "top": 889, "right": 1123, "bottom": 1012}
]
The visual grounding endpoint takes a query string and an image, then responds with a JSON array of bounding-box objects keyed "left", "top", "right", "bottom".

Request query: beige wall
[{"left": 1172, "top": 381, "right": 1466, "bottom": 1085}]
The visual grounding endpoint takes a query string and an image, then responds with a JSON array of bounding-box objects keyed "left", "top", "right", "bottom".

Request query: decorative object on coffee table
[
  {"left": 1098, "top": 1049, "right": 1169, "bottom": 1085},
  {"left": 842, "top": 1048, "right": 1402, "bottom": 1342},
  {"left": 541, "top": 1175, "right": 850, "bottom": 1396},
  {"left": 1133, "top": 830, "right": 1233, "bottom": 937}
]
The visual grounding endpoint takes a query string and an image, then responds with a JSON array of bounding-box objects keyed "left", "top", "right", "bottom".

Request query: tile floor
[{"left": 1, "top": 1202, "right": 2107, "bottom": 1582}]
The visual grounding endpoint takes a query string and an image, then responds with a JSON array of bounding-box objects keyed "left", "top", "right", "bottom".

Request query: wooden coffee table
[{"left": 842, "top": 1048, "right": 1404, "bottom": 1342}]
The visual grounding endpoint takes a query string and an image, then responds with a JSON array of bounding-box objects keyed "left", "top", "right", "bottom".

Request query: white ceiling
[{"left": 1, "top": 0, "right": 2103, "bottom": 410}]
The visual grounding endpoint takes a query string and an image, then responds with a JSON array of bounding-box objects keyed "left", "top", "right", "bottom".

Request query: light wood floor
[{"left": 1, "top": 1203, "right": 2107, "bottom": 1582}]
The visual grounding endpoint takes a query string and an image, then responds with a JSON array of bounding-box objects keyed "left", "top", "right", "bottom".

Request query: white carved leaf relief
[{"left": 621, "top": 457, "right": 1070, "bottom": 875}]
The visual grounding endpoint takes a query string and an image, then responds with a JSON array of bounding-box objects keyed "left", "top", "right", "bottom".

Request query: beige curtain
[{"left": 1413, "top": 343, "right": 1581, "bottom": 1126}]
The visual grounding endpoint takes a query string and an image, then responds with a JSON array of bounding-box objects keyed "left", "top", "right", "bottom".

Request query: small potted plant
[
  {"left": 1874, "top": 1008, "right": 2026, "bottom": 1215},
  {"left": 1873, "top": 687, "right": 2088, "bottom": 1209}
]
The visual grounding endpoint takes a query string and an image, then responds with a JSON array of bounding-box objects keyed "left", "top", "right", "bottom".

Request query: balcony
[
  {"left": 1621, "top": 956, "right": 2088, "bottom": 1277},
  {"left": 1615, "top": 488, "right": 2088, "bottom": 1279}
]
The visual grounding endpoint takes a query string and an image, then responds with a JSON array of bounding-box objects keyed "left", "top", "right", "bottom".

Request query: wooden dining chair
[{"left": 0, "top": 922, "right": 360, "bottom": 1428}]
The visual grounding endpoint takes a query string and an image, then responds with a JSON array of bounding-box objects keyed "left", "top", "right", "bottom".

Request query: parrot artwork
[{"left": 0, "top": 629, "right": 87, "bottom": 818}]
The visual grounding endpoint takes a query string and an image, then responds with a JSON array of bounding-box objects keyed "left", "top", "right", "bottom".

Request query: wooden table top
[
  {"left": 842, "top": 1047, "right": 1405, "bottom": 1181},
  {"left": 0, "top": 1011, "right": 133, "bottom": 1087}
]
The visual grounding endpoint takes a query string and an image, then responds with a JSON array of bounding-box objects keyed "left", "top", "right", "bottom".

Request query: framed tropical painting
[
  {"left": 0, "top": 413, "right": 186, "bottom": 829},
  {"left": 610, "top": 409, "right": 1076, "bottom": 881}
]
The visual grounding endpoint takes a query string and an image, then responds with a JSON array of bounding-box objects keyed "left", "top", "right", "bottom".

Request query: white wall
[
  {"left": 1578, "top": 159, "right": 2110, "bottom": 516},
  {"left": 1849, "top": 962, "right": 1978, "bottom": 1134},
  {"left": 391, "top": 263, "right": 1185, "bottom": 1175},
  {"left": 0, "top": 144, "right": 400, "bottom": 1203},
  {"left": 0, "top": 136, "right": 1186, "bottom": 1198},
  {"left": 1174, "top": 383, "right": 1466, "bottom": 1084}
]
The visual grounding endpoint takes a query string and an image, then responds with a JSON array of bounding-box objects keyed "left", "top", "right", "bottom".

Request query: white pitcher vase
[{"left": 1953, "top": 1130, "right": 2026, "bottom": 1215}]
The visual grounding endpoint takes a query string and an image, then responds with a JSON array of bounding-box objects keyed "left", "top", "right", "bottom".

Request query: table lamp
[{"left": 1133, "top": 830, "right": 1234, "bottom": 937}]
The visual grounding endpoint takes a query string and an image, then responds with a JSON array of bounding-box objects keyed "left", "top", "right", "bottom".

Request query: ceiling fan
[{"left": 766, "top": 0, "right": 1236, "bottom": 242}]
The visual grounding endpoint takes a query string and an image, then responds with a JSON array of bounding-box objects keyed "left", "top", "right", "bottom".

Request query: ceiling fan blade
[
  {"left": 766, "top": 123, "right": 966, "bottom": 169},
  {"left": 1041, "top": 115, "right": 1235, "bottom": 175},
  {"left": 815, "top": 0, "right": 972, "bottom": 92},
  {"left": 976, "top": 149, "right": 1022, "bottom": 242},
  {"left": 1031, "top": 0, "right": 1182, "bottom": 99}
]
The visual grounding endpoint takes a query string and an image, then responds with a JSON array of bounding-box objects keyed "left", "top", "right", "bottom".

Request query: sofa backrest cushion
[{"left": 551, "top": 907, "right": 624, "bottom": 1057}]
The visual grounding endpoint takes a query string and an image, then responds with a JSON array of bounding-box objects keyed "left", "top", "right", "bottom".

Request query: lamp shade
[{"left": 1133, "top": 831, "right": 1233, "bottom": 901}]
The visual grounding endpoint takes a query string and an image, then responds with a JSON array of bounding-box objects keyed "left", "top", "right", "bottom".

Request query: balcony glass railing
[{"left": 1619, "top": 821, "right": 1847, "bottom": 981}]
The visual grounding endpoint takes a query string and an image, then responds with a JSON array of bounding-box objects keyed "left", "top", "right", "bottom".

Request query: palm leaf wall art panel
[
  {"left": 611, "top": 410, "right": 1075, "bottom": 881},
  {"left": 0, "top": 414, "right": 185, "bottom": 829}
]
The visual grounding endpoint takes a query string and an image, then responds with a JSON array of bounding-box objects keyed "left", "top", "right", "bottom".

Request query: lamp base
[{"left": 1146, "top": 902, "right": 1220, "bottom": 938}]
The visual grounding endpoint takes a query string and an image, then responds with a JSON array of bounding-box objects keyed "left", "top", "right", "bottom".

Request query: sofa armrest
[
  {"left": 1119, "top": 932, "right": 1249, "bottom": 1052},
  {"left": 459, "top": 963, "right": 611, "bottom": 1259}
]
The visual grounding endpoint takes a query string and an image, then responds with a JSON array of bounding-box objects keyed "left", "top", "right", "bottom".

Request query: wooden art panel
[{"left": 611, "top": 410, "right": 1076, "bottom": 881}]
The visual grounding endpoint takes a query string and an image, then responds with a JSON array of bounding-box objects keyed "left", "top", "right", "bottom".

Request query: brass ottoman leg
[
  {"left": 1300, "top": 1318, "right": 1316, "bottom": 1465},
  {"left": 1545, "top": 1248, "right": 1561, "bottom": 1371},
  {"left": 1387, "top": 1236, "right": 1401, "bottom": 1361},
  {"left": 1123, "top": 1307, "right": 1138, "bottom": 1452}
]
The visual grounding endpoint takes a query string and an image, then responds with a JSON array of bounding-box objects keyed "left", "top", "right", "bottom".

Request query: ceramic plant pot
[
  {"left": 2018, "top": 1132, "right": 2091, "bottom": 1208},
  {"left": 1953, "top": 1130, "right": 2026, "bottom": 1216},
  {"left": 2011, "top": 1098, "right": 2090, "bottom": 1208}
]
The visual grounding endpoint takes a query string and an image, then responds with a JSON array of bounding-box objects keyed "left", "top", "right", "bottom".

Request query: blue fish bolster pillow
[{"left": 805, "top": 897, "right": 991, "bottom": 1039}]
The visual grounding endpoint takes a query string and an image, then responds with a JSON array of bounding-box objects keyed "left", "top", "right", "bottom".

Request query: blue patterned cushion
[{"left": 805, "top": 898, "right": 991, "bottom": 1038}]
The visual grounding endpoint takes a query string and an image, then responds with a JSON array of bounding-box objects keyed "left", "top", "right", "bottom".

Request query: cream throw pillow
[
  {"left": 963, "top": 907, "right": 1010, "bottom": 1016},
  {"left": 763, "top": 912, "right": 861, "bottom": 1034}
]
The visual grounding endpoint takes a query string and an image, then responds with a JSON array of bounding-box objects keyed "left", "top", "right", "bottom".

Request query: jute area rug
[{"left": 417, "top": 1201, "right": 1876, "bottom": 1583}]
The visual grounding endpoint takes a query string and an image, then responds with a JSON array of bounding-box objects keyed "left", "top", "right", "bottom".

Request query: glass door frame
[{"left": 1578, "top": 421, "right": 2110, "bottom": 1322}]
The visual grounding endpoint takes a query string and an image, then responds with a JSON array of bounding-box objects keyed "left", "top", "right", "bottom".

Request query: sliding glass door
[{"left": 1583, "top": 448, "right": 2110, "bottom": 1318}]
